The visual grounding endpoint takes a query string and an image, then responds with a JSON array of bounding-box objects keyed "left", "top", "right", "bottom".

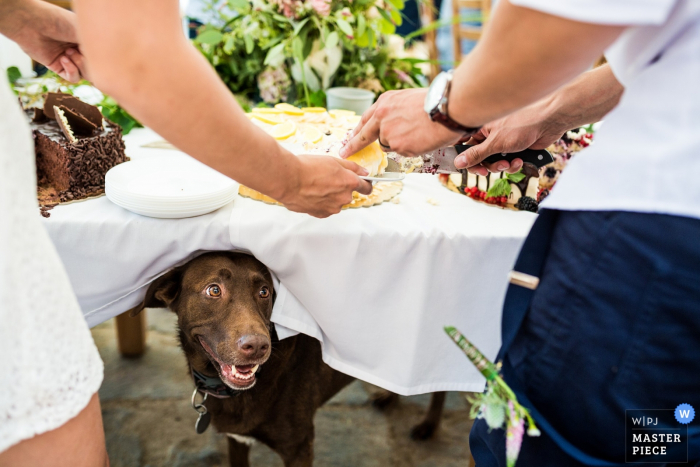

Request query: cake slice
[{"left": 30, "top": 93, "right": 127, "bottom": 215}]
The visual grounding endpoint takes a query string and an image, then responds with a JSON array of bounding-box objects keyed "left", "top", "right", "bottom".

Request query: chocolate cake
[{"left": 29, "top": 92, "right": 127, "bottom": 216}]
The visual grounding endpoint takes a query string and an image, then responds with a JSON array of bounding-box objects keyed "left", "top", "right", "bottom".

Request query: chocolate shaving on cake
[
  {"left": 59, "top": 105, "right": 98, "bottom": 136},
  {"left": 43, "top": 92, "right": 72, "bottom": 119},
  {"left": 54, "top": 106, "right": 77, "bottom": 143},
  {"left": 32, "top": 107, "right": 48, "bottom": 123},
  {"left": 53, "top": 95, "right": 104, "bottom": 131},
  {"left": 521, "top": 162, "right": 540, "bottom": 178}
]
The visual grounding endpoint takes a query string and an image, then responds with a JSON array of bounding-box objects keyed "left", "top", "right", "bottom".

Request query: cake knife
[{"left": 420, "top": 144, "right": 554, "bottom": 174}]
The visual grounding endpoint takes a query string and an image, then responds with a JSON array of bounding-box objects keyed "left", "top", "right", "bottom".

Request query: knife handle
[{"left": 456, "top": 144, "right": 554, "bottom": 169}]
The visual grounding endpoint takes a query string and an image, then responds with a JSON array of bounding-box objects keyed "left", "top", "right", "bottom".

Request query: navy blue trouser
[{"left": 470, "top": 210, "right": 700, "bottom": 466}]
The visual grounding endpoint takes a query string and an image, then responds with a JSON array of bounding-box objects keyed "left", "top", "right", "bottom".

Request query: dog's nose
[{"left": 237, "top": 334, "right": 270, "bottom": 357}]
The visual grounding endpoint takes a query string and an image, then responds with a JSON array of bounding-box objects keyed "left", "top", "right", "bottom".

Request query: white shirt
[{"left": 510, "top": 0, "right": 700, "bottom": 220}]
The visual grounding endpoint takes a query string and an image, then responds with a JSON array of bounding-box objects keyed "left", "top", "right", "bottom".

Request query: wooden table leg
[{"left": 115, "top": 309, "right": 147, "bottom": 357}]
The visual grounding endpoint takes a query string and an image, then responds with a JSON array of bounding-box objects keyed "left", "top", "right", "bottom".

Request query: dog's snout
[{"left": 237, "top": 334, "right": 270, "bottom": 357}]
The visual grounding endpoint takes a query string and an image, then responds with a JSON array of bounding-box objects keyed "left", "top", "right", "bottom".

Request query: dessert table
[{"left": 43, "top": 128, "right": 537, "bottom": 396}]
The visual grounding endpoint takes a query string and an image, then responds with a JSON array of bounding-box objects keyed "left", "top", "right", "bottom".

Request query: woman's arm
[
  {"left": 458, "top": 64, "right": 624, "bottom": 174},
  {"left": 73, "top": 0, "right": 371, "bottom": 218}
]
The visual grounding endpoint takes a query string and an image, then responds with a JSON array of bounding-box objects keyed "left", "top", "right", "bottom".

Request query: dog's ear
[{"left": 128, "top": 268, "right": 183, "bottom": 317}]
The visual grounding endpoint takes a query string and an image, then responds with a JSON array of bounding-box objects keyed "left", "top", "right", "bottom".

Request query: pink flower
[
  {"left": 310, "top": 0, "right": 331, "bottom": 16},
  {"left": 505, "top": 401, "right": 525, "bottom": 467}
]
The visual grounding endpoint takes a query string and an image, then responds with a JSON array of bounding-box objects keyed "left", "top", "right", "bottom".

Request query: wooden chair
[
  {"left": 419, "top": 2, "right": 441, "bottom": 81},
  {"left": 452, "top": 0, "right": 491, "bottom": 63}
]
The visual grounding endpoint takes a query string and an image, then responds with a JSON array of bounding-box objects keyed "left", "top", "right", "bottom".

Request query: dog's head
[{"left": 131, "top": 252, "right": 274, "bottom": 391}]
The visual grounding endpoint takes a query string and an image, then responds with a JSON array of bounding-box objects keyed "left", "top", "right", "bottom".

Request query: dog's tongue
[{"left": 235, "top": 364, "right": 256, "bottom": 374}]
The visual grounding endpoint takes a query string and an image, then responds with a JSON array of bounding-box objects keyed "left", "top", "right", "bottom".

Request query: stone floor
[{"left": 92, "top": 309, "right": 475, "bottom": 466}]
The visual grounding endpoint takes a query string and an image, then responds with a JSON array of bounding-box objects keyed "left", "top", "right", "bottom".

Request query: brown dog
[{"left": 130, "top": 252, "right": 445, "bottom": 467}]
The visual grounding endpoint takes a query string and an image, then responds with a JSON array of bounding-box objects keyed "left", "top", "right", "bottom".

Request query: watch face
[{"left": 424, "top": 71, "right": 449, "bottom": 113}]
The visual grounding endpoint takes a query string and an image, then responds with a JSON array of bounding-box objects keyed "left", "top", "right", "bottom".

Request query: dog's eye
[
  {"left": 206, "top": 285, "right": 222, "bottom": 297},
  {"left": 259, "top": 286, "right": 270, "bottom": 299}
]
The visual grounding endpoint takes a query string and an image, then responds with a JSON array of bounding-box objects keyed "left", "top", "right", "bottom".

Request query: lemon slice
[
  {"left": 329, "top": 109, "right": 356, "bottom": 118},
  {"left": 300, "top": 126, "right": 323, "bottom": 144},
  {"left": 302, "top": 107, "right": 327, "bottom": 113},
  {"left": 269, "top": 121, "right": 297, "bottom": 140},
  {"left": 346, "top": 141, "right": 387, "bottom": 177},
  {"left": 346, "top": 115, "right": 362, "bottom": 126},
  {"left": 275, "top": 103, "right": 304, "bottom": 116},
  {"left": 251, "top": 113, "right": 283, "bottom": 125},
  {"left": 252, "top": 107, "right": 281, "bottom": 114}
]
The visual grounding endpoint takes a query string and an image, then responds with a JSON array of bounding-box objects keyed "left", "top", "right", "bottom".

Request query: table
[{"left": 43, "top": 128, "right": 536, "bottom": 395}]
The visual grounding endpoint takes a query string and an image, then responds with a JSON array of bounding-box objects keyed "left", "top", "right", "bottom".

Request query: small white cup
[{"left": 326, "top": 87, "right": 375, "bottom": 114}]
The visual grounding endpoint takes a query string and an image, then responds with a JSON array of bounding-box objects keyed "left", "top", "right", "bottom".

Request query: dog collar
[{"left": 190, "top": 323, "right": 279, "bottom": 399}]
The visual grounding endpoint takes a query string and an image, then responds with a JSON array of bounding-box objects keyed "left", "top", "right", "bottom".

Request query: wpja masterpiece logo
[{"left": 625, "top": 405, "right": 694, "bottom": 463}]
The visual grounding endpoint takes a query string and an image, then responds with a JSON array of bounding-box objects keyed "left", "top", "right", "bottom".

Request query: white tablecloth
[{"left": 43, "top": 129, "right": 536, "bottom": 395}]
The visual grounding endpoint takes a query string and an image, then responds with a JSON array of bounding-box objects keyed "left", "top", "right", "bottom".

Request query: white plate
[
  {"left": 105, "top": 186, "right": 235, "bottom": 210},
  {"left": 105, "top": 156, "right": 238, "bottom": 199},
  {"left": 105, "top": 155, "right": 239, "bottom": 218},
  {"left": 108, "top": 196, "right": 235, "bottom": 218}
]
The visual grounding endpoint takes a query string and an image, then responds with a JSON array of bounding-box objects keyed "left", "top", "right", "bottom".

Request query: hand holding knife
[{"left": 420, "top": 144, "right": 554, "bottom": 175}]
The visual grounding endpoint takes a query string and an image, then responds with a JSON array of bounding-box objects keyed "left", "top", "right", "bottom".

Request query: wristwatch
[{"left": 424, "top": 70, "right": 481, "bottom": 137}]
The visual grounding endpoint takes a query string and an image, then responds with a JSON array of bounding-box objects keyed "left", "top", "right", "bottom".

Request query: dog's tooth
[{"left": 251, "top": 364, "right": 260, "bottom": 373}]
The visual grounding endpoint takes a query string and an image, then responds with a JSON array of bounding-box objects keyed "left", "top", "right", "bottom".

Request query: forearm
[
  {"left": 0, "top": 0, "right": 58, "bottom": 42},
  {"left": 542, "top": 64, "right": 623, "bottom": 132},
  {"left": 449, "top": 0, "right": 624, "bottom": 128},
  {"left": 0, "top": 0, "right": 31, "bottom": 38},
  {"left": 74, "top": 0, "right": 300, "bottom": 201}
]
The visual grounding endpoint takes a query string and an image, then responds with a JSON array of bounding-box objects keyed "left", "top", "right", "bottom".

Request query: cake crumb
[
  {"left": 391, "top": 197, "right": 400, "bottom": 204},
  {"left": 426, "top": 197, "right": 439, "bottom": 206}
]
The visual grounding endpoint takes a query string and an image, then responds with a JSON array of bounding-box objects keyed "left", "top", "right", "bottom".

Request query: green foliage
[
  {"left": 193, "top": 0, "right": 425, "bottom": 105},
  {"left": 6, "top": 66, "right": 21, "bottom": 84},
  {"left": 98, "top": 96, "right": 142, "bottom": 135},
  {"left": 486, "top": 170, "right": 528, "bottom": 198},
  {"left": 487, "top": 178, "right": 511, "bottom": 198}
]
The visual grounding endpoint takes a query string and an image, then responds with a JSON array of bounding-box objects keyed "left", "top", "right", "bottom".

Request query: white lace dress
[{"left": 0, "top": 75, "right": 103, "bottom": 452}]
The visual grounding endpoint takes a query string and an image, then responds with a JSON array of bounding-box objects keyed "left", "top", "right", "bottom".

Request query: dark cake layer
[{"left": 30, "top": 110, "right": 127, "bottom": 205}]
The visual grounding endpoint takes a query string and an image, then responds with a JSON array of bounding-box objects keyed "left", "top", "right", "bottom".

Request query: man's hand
[
  {"left": 455, "top": 102, "right": 566, "bottom": 176},
  {"left": 339, "top": 89, "right": 464, "bottom": 159},
  {"left": 277, "top": 155, "right": 373, "bottom": 218},
  {"left": 455, "top": 64, "right": 624, "bottom": 176},
  {"left": 0, "top": 0, "right": 88, "bottom": 82}
]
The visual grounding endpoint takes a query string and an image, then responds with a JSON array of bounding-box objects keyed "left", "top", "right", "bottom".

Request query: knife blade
[{"left": 421, "top": 144, "right": 554, "bottom": 174}]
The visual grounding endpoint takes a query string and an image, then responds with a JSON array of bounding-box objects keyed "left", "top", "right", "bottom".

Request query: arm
[
  {"left": 73, "top": 0, "right": 371, "bottom": 218},
  {"left": 0, "top": 0, "right": 85, "bottom": 82},
  {"left": 458, "top": 63, "right": 623, "bottom": 175},
  {"left": 340, "top": 0, "right": 624, "bottom": 159}
]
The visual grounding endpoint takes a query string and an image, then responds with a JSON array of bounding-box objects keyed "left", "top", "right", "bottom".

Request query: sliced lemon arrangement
[
  {"left": 275, "top": 103, "right": 304, "bottom": 116},
  {"left": 300, "top": 126, "right": 323, "bottom": 144},
  {"left": 241, "top": 103, "right": 402, "bottom": 209},
  {"left": 329, "top": 109, "right": 356, "bottom": 119},
  {"left": 251, "top": 113, "right": 283, "bottom": 125},
  {"left": 269, "top": 121, "right": 297, "bottom": 140}
]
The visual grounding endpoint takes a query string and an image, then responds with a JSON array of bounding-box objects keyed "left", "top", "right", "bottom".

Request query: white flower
[
  {"left": 387, "top": 34, "right": 406, "bottom": 58},
  {"left": 306, "top": 40, "right": 343, "bottom": 90}
]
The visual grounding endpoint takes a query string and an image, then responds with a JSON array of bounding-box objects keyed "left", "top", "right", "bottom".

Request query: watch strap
[{"left": 429, "top": 107, "right": 481, "bottom": 136}]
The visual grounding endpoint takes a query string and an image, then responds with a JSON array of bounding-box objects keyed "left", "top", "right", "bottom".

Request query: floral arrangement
[
  {"left": 445, "top": 326, "right": 540, "bottom": 467},
  {"left": 193, "top": 0, "right": 427, "bottom": 107}
]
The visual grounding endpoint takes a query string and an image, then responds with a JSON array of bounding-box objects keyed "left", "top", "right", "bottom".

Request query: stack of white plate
[{"left": 105, "top": 156, "right": 239, "bottom": 218}]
